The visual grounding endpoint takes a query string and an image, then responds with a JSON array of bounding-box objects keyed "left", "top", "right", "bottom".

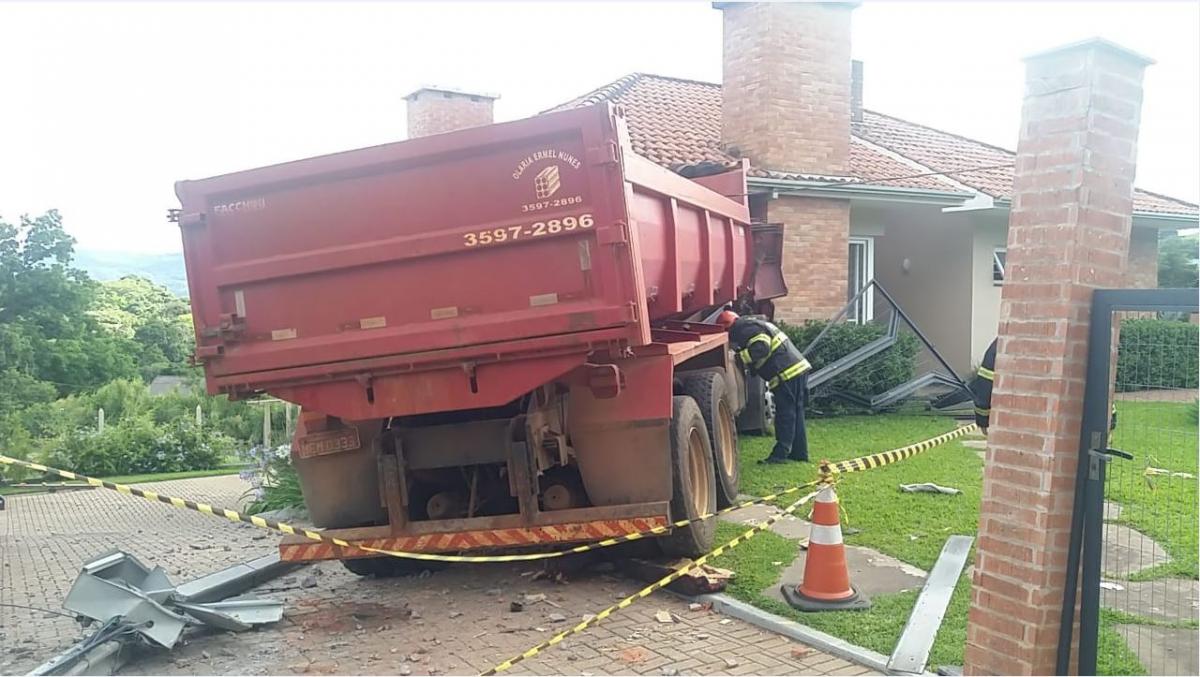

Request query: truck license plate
[{"left": 297, "top": 428, "right": 362, "bottom": 459}]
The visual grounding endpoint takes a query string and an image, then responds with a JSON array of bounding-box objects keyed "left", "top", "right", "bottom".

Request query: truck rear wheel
[
  {"left": 682, "top": 372, "right": 740, "bottom": 508},
  {"left": 659, "top": 396, "right": 717, "bottom": 559},
  {"left": 737, "top": 374, "right": 774, "bottom": 435},
  {"left": 341, "top": 556, "right": 444, "bottom": 578}
]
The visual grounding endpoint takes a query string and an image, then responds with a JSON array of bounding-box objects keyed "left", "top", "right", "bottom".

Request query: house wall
[
  {"left": 770, "top": 196, "right": 850, "bottom": 321},
  {"left": 855, "top": 201, "right": 975, "bottom": 373},
  {"left": 970, "top": 214, "right": 1010, "bottom": 368}
]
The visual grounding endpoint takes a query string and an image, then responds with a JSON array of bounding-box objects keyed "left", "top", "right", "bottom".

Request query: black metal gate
[{"left": 1059, "top": 288, "right": 1199, "bottom": 676}]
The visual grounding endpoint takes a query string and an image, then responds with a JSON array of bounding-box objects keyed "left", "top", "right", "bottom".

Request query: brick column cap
[
  {"left": 1024, "top": 37, "right": 1155, "bottom": 67},
  {"left": 712, "top": 1, "right": 860, "bottom": 10},
  {"left": 404, "top": 85, "right": 500, "bottom": 102}
]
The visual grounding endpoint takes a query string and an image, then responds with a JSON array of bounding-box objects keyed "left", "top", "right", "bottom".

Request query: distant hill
[{"left": 73, "top": 249, "right": 189, "bottom": 297}]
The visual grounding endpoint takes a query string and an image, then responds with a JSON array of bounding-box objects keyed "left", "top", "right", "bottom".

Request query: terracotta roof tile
[{"left": 547, "top": 73, "right": 1198, "bottom": 217}]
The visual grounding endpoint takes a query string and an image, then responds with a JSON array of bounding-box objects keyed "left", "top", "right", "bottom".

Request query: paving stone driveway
[
  {"left": 2, "top": 475, "right": 877, "bottom": 676},
  {"left": 121, "top": 559, "right": 875, "bottom": 676},
  {"left": 0, "top": 476, "right": 273, "bottom": 674}
]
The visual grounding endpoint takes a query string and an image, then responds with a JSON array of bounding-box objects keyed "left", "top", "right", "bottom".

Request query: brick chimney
[
  {"left": 718, "top": 1, "right": 855, "bottom": 174},
  {"left": 717, "top": 1, "right": 857, "bottom": 321},
  {"left": 405, "top": 86, "right": 498, "bottom": 139},
  {"left": 851, "top": 60, "right": 864, "bottom": 123}
]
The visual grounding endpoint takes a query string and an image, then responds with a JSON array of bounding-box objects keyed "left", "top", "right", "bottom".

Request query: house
[{"left": 404, "top": 2, "right": 1199, "bottom": 374}]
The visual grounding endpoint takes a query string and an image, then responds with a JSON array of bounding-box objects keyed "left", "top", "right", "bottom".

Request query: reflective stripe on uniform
[
  {"left": 756, "top": 333, "right": 786, "bottom": 368},
  {"left": 975, "top": 406, "right": 990, "bottom": 416},
  {"left": 767, "top": 358, "right": 812, "bottom": 389},
  {"left": 977, "top": 366, "right": 995, "bottom": 381}
]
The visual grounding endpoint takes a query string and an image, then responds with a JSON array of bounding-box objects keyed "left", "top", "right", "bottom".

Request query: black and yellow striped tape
[
  {"left": 0, "top": 453, "right": 821, "bottom": 564},
  {"left": 820, "top": 424, "right": 978, "bottom": 476},
  {"left": 0, "top": 426, "right": 971, "bottom": 565},
  {"left": 482, "top": 487, "right": 825, "bottom": 675}
]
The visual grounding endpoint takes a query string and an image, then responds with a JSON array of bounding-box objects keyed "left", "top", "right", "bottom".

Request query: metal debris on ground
[
  {"left": 887, "top": 535, "right": 973, "bottom": 675},
  {"left": 899, "top": 483, "right": 963, "bottom": 495},
  {"left": 63, "top": 550, "right": 282, "bottom": 650}
]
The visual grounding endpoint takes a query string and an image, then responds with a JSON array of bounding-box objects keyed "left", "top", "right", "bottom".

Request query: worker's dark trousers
[{"left": 768, "top": 374, "right": 809, "bottom": 461}]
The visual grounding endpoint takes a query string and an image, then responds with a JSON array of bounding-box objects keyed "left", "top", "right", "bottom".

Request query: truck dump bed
[{"left": 176, "top": 104, "right": 778, "bottom": 421}]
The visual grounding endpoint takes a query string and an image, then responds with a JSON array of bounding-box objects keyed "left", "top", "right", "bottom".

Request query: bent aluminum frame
[{"left": 803, "top": 279, "right": 972, "bottom": 410}]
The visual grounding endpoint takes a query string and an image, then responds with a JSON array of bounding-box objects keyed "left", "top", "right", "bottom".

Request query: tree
[
  {"left": 0, "top": 211, "right": 140, "bottom": 394},
  {"left": 1158, "top": 233, "right": 1199, "bottom": 288},
  {"left": 92, "top": 276, "right": 195, "bottom": 375}
]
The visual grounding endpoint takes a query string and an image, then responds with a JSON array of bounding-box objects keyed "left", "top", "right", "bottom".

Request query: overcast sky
[{"left": 1, "top": 0, "right": 1197, "bottom": 253}]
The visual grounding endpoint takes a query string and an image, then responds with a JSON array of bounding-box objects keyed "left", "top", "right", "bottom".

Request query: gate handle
[{"left": 1096, "top": 447, "right": 1133, "bottom": 460}]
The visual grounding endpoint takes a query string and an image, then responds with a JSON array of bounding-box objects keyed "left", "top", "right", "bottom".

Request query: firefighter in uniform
[
  {"left": 970, "top": 338, "right": 1117, "bottom": 433},
  {"left": 970, "top": 338, "right": 997, "bottom": 431},
  {"left": 717, "top": 310, "right": 813, "bottom": 464}
]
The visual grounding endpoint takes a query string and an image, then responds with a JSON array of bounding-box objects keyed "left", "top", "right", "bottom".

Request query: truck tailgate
[{"left": 176, "top": 106, "right": 643, "bottom": 382}]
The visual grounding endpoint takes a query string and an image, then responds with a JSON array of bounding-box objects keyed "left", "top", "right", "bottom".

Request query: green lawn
[
  {"left": 717, "top": 413, "right": 981, "bottom": 668},
  {"left": 739, "top": 414, "right": 980, "bottom": 569},
  {"left": 1105, "top": 401, "right": 1198, "bottom": 580},
  {"left": 0, "top": 464, "right": 245, "bottom": 496},
  {"left": 714, "top": 406, "right": 1196, "bottom": 674}
]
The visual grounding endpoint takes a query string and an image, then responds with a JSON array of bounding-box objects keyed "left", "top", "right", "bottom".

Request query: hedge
[
  {"left": 46, "top": 417, "right": 234, "bottom": 477},
  {"left": 780, "top": 320, "right": 919, "bottom": 412},
  {"left": 1115, "top": 319, "right": 1199, "bottom": 392}
]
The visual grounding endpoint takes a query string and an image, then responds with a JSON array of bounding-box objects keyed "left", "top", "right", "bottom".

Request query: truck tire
[
  {"left": 736, "top": 374, "right": 774, "bottom": 435},
  {"left": 659, "top": 396, "right": 717, "bottom": 559},
  {"left": 682, "top": 372, "right": 740, "bottom": 509},
  {"left": 341, "top": 556, "right": 444, "bottom": 578}
]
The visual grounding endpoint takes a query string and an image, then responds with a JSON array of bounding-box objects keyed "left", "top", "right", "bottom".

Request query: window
[
  {"left": 848, "top": 236, "right": 875, "bottom": 323},
  {"left": 992, "top": 248, "right": 1006, "bottom": 285}
]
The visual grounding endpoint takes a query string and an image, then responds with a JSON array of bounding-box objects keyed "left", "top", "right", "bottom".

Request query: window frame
[
  {"left": 848, "top": 236, "right": 875, "bottom": 323},
  {"left": 993, "top": 247, "right": 1006, "bottom": 285}
]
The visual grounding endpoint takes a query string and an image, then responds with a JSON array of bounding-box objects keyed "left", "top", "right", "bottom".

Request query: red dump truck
[{"left": 175, "top": 104, "right": 785, "bottom": 574}]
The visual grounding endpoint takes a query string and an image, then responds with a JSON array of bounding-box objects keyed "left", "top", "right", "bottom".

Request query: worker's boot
[{"left": 758, "top": 455, "right": 789, "bottom": 465}]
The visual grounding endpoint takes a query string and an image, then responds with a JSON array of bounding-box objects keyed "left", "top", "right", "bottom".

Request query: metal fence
[{"left": 1061, "top": 289, "right": 1200, "bottom": 676}]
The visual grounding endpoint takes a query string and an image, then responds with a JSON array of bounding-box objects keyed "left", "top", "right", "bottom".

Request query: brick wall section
[
  {"left": 719, "top": 1, "right": 853, "bottom": 173},
  {"left": 964, "top": 40, "right": 1152, "bottom": 676},
  {"left": 718, "top": 1, "right": 855, "bottom": 322},
  {"left": 1126, "top": 226, "right": 1160, "bottom": 288},
  {"left": 406, "top": 88, "right": 496, "bottom": 138},
  {"left": 769, "top": 196, "right": 849, "bottom": 320}
]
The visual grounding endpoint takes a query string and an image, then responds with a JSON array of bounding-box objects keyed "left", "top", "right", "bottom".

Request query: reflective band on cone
[{"left": 781, "top": 484, "right": 872, "bottom": 612}]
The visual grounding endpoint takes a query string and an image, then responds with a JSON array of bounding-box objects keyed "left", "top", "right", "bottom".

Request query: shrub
[
  {"left": 47, "top": 417, "right": 233, "bottom": 476},
  {"left": 245, "top": 446, "right": 305, "bottom": 515},
  {"left": 780, "top": 320, "right": 919, "bottom": 412},
  {"left": 1116, "top": 319, "right": 1199, "bottom": 392}
]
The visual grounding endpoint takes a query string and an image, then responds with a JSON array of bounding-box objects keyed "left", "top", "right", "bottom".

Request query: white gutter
[{"left": 747, "top": 176, "right": 973, "bottom": 206}]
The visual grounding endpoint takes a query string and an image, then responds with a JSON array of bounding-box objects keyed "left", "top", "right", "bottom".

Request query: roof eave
[
  {"left": 747, "top": 176, "right": 975, "bottom": 206},
  {"left": 989, "top": 198, "right": 1199, "bottom": 229}
]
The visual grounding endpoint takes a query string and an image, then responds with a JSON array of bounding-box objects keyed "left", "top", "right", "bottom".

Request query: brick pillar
[{"left": 964, "top": 40, "right": 1152, "bottom": 676}]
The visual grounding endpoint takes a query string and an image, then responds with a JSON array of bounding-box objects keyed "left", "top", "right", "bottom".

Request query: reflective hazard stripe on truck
[{"left": 279, "top": 516, "right": 672, "bottom": 562}]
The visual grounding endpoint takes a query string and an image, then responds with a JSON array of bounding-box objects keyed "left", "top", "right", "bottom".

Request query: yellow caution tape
[
  {"left": 1, "top": 425, "right": 972, "bottom": 565},
  {"left": 482, "top": 487, "right": 826, "bottom": 675},
  {"left": 0, "top": 453, "right": 819, "bottom": 564},
  {"left": 820, "top": 424, "right": 978, "bottom": 476}
]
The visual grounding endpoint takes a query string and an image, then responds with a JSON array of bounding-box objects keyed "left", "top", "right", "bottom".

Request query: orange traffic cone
[{"left": 781, "top": 484, "right": 871, "bottom": 611}]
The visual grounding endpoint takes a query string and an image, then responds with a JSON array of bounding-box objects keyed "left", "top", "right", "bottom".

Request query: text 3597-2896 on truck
[{"left": 174, "top": 104, "right": 786, "bottom": 570}]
